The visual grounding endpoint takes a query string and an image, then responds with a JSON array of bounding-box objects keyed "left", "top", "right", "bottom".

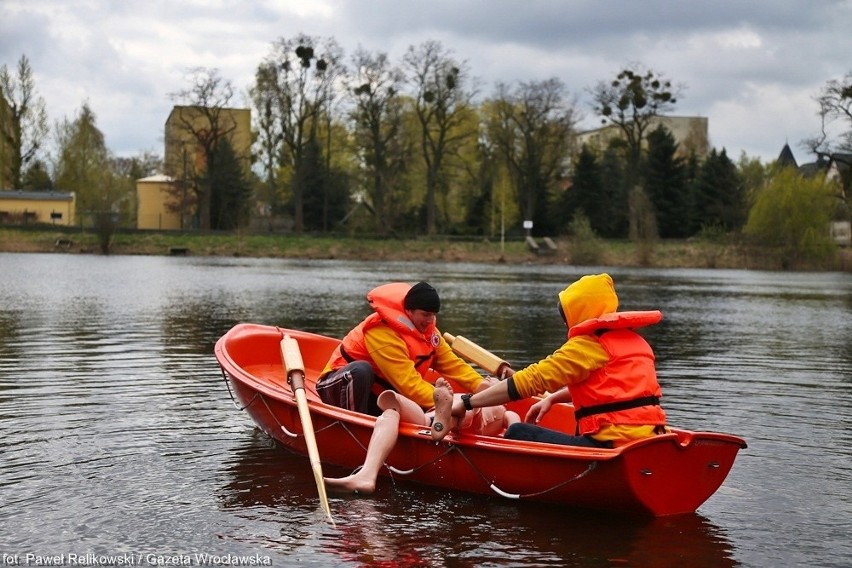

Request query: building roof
[
  {"left": 777, "top": 143, "right": 798, "bottom": 168},
  {"left": 0, "top": 190, "right": 74, "bottom": 201},
  {"left": 137, "top": 174, "right": 175, "bottom": 183},
  {"left": 577, "top": 115, "right": 707, "bottom": 136}
]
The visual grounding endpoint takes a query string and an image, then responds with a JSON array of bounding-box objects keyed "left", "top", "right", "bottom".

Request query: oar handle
[
  {"left": 443, "top": 332, "right": 511, "bottom": 378},
  {"left": 281, "top": 334, "right": 306, "bottom": 389}
]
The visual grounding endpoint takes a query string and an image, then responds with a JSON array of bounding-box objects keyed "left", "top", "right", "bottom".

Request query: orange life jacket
[
  {"left": 567, "top": 310, "right": 667, "bottom": 435},
  {"left": 325, "top": 283, "right": 440, "bottom": 393}
]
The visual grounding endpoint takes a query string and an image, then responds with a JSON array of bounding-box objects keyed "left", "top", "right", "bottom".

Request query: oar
[
  {"left": 280, "top": 334, "right": 334, "bottom": 524},
  {"left": 443, "top": 332, "right": 512, "bottom": 379}
]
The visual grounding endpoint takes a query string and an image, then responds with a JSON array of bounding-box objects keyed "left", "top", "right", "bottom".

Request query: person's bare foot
[
  {"left": 431, "top": 378, "right": 454, "bottom": 441},
  {"left": 323, "top": 473, "right": 376, "bottom": 495}
]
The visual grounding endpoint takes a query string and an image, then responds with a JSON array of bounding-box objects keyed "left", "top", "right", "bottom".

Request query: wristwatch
[{"left": 461, "top": 393, "right": 474, "bottom": 411}]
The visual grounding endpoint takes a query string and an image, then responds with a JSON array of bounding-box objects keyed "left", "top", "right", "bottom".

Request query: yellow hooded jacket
[{"left": 510, "top": 273, "right": 666, "bottom": 445}]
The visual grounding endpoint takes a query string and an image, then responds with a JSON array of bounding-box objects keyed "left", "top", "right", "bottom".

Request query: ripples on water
[{"left": 0, "top": 253, "right": 850, "bottom": 567}]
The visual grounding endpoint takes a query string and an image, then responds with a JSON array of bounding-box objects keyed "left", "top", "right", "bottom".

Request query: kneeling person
[{"left": 317, "top": 281, "right": 516, "bottom": 495}]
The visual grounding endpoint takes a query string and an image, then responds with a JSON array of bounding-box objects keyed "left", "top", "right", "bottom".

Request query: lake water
[{"left": 0, "top": 252, "right": 850, "bottom": 567}]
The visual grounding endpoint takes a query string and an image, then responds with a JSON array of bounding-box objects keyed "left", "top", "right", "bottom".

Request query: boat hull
[{"left": 215, "top": 323, "right": 746, "bottom": 517}]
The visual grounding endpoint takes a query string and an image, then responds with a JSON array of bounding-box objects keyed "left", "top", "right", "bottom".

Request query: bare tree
[
  {"left": 803, "top": 71, "right": 851, "bottom": 215},
  {"left": 590, "top": 64, "right": 680, "bottom": 182},
  {"left": 259, "top": 34, "right": 344, "bottom": 233},
  {"left": 168, "top": 67, "right": 238, "bottom": 230},
  {"left": 112, "top": 151, "right": 162, "bottom": 181},
  {"left": 404, "top": 40, "right": 477, "bottom": 235},
  {"left": 54, "top": 103, "right": 128, "bottom": 252},
  {"left": 0, "top": 55, "right": 49, "bottom": 189},
  {"left": 249, "top": 62, "right": 284, "bottom": 223},
  {"left": 54, "top": 103, "right": 110, "bottom": 212},
  {"left": 485, "top": 78, "right": 577, "bottom": 235},
  {"left": 805, "top": 70, "right": 852, "bottom": 157},
  {"left": 348, "top": 47, "right": 409, "bottom": 233}
]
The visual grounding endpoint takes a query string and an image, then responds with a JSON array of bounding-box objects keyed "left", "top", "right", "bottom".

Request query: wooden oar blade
[{"left": 279, "top": 334, "right": 334, "bottom": 525}]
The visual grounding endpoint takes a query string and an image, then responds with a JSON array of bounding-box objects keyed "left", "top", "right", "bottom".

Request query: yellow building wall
[
  {"left": 135, "top": 105, "right": 251, "bottom": 231},
  {"left": 136, "top": 176, "right": 182, "bottom": 230},
  {"left": 163, "top": 106, "right": 252, "bottom": 180},
  {"left": 0, "top": 191, "right": 76, "bottom": 225}
]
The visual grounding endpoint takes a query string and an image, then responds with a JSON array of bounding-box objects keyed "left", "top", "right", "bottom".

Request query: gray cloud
[{"left": 2, "top": 0, "right": 849, "bottom": 164}]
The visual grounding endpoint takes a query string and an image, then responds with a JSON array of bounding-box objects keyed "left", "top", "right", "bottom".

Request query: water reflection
[
  {"left": 219, "top": 434, "right": 736, "bottom": 567},
  {"left": 1, "top": 253, "right": 851, "bottom": 566}
]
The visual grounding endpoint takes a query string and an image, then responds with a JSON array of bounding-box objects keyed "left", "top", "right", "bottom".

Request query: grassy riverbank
[{"left": 1, "top": 227, "right": 850, "bottom": 271}]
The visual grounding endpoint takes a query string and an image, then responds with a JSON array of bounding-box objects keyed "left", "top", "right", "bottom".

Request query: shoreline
[{"left": 1, "top": 227, "right": 850, "bottom": 271}]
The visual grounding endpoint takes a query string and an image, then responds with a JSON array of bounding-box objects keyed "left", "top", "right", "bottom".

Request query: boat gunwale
[{"left": 214, "top": 323, "right": 747, "bottom": 464}]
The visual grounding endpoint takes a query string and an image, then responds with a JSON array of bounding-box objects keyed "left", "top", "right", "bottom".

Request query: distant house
[
  {"left": 135, "top": 105, "right": 252, "bottom": 230},
  {"left": 777, "top": 143, "right": 852, "bottom": 183},
  {"left": 827, "top": 152, "right": 852, "bottom": 246},
  {"left": 136, "top": 175, "right": 182, "bottom": 230},
  {"left": 777, "top": 143, "right": 851, "bottom": 246},
  {"left": 825, "top": 152, "right": 851, "bottom": 186},
  {"left": 0, "top": 190, "right": 76, "bottom": 226},
  {"left": 576, "top": 115, "right": 710, "bottom": 158},
  {"left": 776, "top": 143, "right": 798, "bottom": 169}
]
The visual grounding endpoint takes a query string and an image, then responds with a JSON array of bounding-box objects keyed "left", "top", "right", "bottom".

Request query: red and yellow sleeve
[{"left": 432, "top": 338, "right": 483, "bottom": 392}]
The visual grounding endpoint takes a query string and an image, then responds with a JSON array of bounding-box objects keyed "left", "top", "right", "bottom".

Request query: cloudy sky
[{"left": 2, "top": 0, "right": 850, "bottom": 166}]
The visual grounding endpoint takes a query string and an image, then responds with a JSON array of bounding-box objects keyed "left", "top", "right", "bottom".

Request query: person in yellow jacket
[
  {"left": 436, "top": 273, "right": 667, "bottom": 448},
  {"left": 319, "top": 281, "right": 518, "bottom": 494}
]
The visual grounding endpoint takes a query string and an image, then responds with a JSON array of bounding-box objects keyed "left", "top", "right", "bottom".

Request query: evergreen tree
[
  {"left": 598, "top": 145, "right": 630, "bottom": 238},
  {"left": 209, "top": 138, "right": 252, "bottom": 230},
  {"left": 692, "top": 148, "right": 745, "bottom": 231},
  {"left": 54, "top": 103, "right": 128, "bottom": 252},
  {"left": 54, "top": 104, "right": 112, "bottom": 214},
  {"left": 22, "top": 159, "right": 53, "bottom": 190},
  {"left": 562, "top": 145, "right": 605, "bottom": 235},
  {"left": 299, "top": 135, "right": 350, "bottom": 231},
  {"left": 644, "top": 125, "right": 691, "bottom": 238}
]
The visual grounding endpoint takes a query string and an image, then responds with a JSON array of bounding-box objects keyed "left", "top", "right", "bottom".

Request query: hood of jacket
[{"left": 557, "top": 273, "right": 619, "bottom": 329}]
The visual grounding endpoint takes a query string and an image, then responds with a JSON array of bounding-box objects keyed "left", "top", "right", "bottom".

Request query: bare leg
[
  {"left": 475, "top": 408, "right": 521, "bottom": 436},
  {"left": 383, "top": 390, "right": 431, "bottom": 426},
  {"left": 323, "top": 392, "right": 428, "bottom": 495},
  {"left": 505, "top": 410, "right": 521, "bottom": 427},
  {"left": 431, "top": 378, "right": 455, "bottom": 441}
]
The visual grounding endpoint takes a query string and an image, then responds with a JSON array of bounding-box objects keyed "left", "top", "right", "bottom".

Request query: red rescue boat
[{"left": 214, "top": 323, "right": 747, "bottom": 517}]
